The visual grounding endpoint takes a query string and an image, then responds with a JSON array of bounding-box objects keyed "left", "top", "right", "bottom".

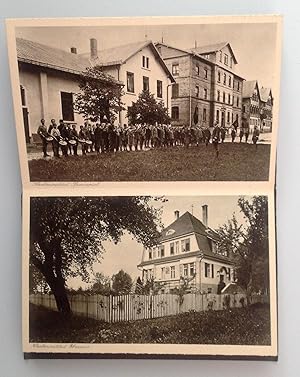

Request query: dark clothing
[{"left": 94, "top": 127, "right": 102, "bottom": 153}]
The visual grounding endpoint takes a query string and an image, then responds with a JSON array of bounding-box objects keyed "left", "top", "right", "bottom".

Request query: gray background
[{"left": 0, "top": 0, "right": 297, "bottom": 375}]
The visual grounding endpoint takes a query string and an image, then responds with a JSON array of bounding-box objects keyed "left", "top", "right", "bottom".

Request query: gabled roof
[
  {"left": 16, "top": 37, "right": 89, "bottom": 74},
  {"left": 242, "top": 80, "right": 260, "bottom": 99},
  {"left": 260, "top": 87, "right": 273, "bottom": 102},
  {"left": 190, "top": 41, "right": 238, "bottom": 64},
  {"left": 82, "top": 40, "right": 175, "bottom": 82}
]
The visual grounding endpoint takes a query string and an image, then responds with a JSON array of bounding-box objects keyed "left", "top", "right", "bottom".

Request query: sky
[
  {"left": 67, "top": 195, "right": 256, "bottom": 289},
  {"left": 16, "top": 22, "right": 278, "bottom": 89}
]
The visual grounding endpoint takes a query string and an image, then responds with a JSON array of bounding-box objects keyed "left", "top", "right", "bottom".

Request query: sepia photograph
[
  {"left": 6, "top": 16, "right": 281, "bottom": 183},
  {"left": 24, "top": 193, "right": 277, "bottom": 358}
]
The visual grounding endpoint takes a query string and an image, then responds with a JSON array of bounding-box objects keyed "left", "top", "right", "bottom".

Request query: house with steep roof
[
  {"left": 16, "top": 37, "right": 174, "bottom": 142},
  {"left": 155, "top": 41, "right": 244, "bottom": 128},
  {"left": 138, "top": 205, "right": 235, "bottom": 294},
  {"left": 259, "top": 87, "right": 273, "bottom": 130}
]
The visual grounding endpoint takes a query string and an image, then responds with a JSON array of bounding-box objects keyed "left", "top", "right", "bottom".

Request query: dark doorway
[{"left": 22, "top": 107, "right": 30, "bottom": 143}]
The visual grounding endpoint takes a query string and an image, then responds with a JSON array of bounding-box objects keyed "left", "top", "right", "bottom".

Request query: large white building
[
  {"left": 17, "top": 37, "right": 174, "bottom": 143},
  {"left": 138, "top": 205, "right": 235, "bottom": 294}
]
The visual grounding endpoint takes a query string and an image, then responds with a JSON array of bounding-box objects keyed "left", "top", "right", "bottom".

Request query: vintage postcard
[
  {"left": 22, "top": 187, "right": 277, "bottom": 359},
  {"left": 6, "top": 15, "right": 281, "bottom": 185}
]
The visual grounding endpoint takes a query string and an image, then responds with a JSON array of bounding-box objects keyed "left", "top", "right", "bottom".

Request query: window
[
  {"left": 171, "top": 266, "right": 176, "bottom": 279},
  {"left": 175, "top": 241, "right": 180, "bottom": 254},
  {"left": 172, "top": 63, "right": 179, "bottom": 76},
  {"left": 20, "top": 85, "right": 26, "bottom": 106},
  {"left": 149, "top": 251, "right": 152, "bottom": 260},
  {"left": 219, "top": 51, "right": 222, "bottom": 62},
  {"left": 142, "top": 55, "right": 149, "bottom": 69},
  {"left": 237, "top": 81, "right": 240, "bottom": 91},
  {"left": 228, "top": 94, "right": 231, "bottom": 104},
  {"left": 157, "top": 80, "right": 162, "bottom": 98},
  {"left": 195, "top": 85, "right": 200, "bottom": 98},
  {"left": 204, "top": 68, "right": 208, "bottom": 79},
  {"left": 161, "top": 267, "right": 165, "bottom": 280},
  {"left": 230, "top": 57, "right": 233, "bottom": 68},
  {"left": 223, "top": 73, "right": 226, "bottom": 85},
  {"left": 204, "top": 88, "right": 208, "bottom": 100},
  {"left": 228, "top": 76, "right": 232, "bottom": 87},
  {"left": 127, "top": 71, "right": 134, "bottom": 93},
  {"left": 170, "top": 242, "right": 175, "bottom": 255},
  {"left": 203, "top": 108, "right": 207, "bottom": 122},
  {"left": 205, "top": 263, "right": 211, "bottom": 278},
  {"left": 237, "top": 97, "right": 240, "bottom": 107},
  {"left": 61, "top": 92, "right": 74, "bottom": 121},
  {"left": 172, "top": 83, "right": 179, "bottom": 98},
  {"left": 181, "top": 238, "right": 190, "bottom": 252},
  {"left": 242, "top": 105, "right": 246, "bottom": 113},
  {"left": 211, "top": 264, "right": 214, "bottom": 278},
  {"left": 183, "top": 264, "right": 188, "bottom": 277},
  {"left": 189, "top": 263, "right": 195, "bottom": 276},
  {"left": 227, "top": 111, "right": 230, "bottom": 123},
  {"left": 160, "top": 245, "right": 165, "bottom": 258},
  {"left": 196, "top": 65, "right": 200, "bottom": 76},
  {"left": 224, "top": 53, "right": 229, "bottom": 65},
  {"left": 217, "top": 90, "right": 220, "bottom": 102},
  {"left": 171, "top": 106, "right": 179, "bottom": 120},
  {"left": 223, "top": 92, "right": 226, "bottom": 103},
  {"left": 143, "top": 76, "right": 149, "bottom": 92},
  {"left": 216, "top": 110, "right": 220, "bottom": 122},
  {"left": 217, "top": 71, "right": 221, "bottom": 82}
]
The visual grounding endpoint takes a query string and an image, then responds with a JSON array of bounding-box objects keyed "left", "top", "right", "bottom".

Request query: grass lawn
[
  {"left": 29, "top": 303, "right": 271, "bottom": 345},
  {"left": 28, "top": 143, "right": 270, "bottom": 181}
]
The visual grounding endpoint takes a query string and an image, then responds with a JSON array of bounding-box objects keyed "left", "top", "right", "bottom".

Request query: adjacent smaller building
[
  {"left": 242, "top": 80, "right": 273, "bottom": 132},
  {"left": 138, "top": 205, "right": 235, "bottom": 294}
]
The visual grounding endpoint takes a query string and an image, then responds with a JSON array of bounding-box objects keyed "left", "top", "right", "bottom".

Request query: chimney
[
  {"left": 202, "top": 205, "right": 208, "bottom": 227},
  {"left": 70, "top": 47, "right": 77, "bottom": 54},
  {"left": 90, "top": 38, "right": 98, "bottom": 60},
  {"left": 174, "top": 210, "right": 180, "bottom": 220}
]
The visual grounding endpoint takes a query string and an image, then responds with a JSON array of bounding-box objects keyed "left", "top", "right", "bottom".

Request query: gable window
[
  {"left": 171, "top": 266, "right": 176, "bottom": 278},
  {"left": 171, "top": 106, "right": 179, "bottom": 120},
  {"left": 204, "top": 68, "right": 208, "bottom": 79},
  {"left": 142, "top": 55, "right": 149, "bottom": 69},
  {"left": 172, "top": 83, "right": 179, "bottom": 98},
  {"left": 170, "top": 242, "right": 175, "bottom": 255},
  {"left": 172, "top": 63, "right": 179, "bottom": 76},
  {"left": 203, "top": 108, "right": 207, "bottom": 122},
  {"left": 195, "top": 85, "right": 200, "bottom": 97},
  {"left": 127, "top": 71, "right": 134, "bottom": 93},
  {"left": 230, "top": 57, "right": 233, "bottom": 68},
  {"left": 157, "top": 80, "right": 163, "bottom": 98},
  {"left": 143, "top": 76, "right": 149, "bottom": 92},
  {"left": 219, "top": 51, "right": 222, "bottom": 62},
  {"left": 205, "top": 263, "right": 211, "bottom": 278},
  {"left": 61, "top": 92, "right": 74, "bottom": 121},
  {"left": 224, "top": 53, "right": 229, "bottom": 65}
]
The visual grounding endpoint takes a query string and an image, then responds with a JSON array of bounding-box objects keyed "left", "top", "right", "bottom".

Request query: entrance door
[{"left": 22, "top": 107, "right": 30, "bottom": 143}]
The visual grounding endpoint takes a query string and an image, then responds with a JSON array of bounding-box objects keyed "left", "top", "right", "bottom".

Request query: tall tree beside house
[
  {"left": 88, "top": 272, "right": 112, "bottom": 295},
  {"left": 218, "top": 196, "right": 269, "bottom": 295},
  {"left": 74, "top": 65, "right": 125, "bottom": 123},
  {"left": 30, "top": 196, "right": 162, "bottom": 314},
  {"left": 127, "top": 90, "right": 171, "bottom": 126},
  {"left": 111, "top": 270, "right": 133, "bottom": 295}
]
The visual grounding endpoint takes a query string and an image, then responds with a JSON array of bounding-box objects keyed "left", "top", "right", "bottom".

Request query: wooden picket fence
[{"left": 29, "top": 292, "right": 268, "bottom": 323}]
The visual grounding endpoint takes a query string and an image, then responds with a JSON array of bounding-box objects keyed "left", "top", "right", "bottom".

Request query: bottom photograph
[{"left": 24, "top": 194, "right": 277, "bottom": 359}]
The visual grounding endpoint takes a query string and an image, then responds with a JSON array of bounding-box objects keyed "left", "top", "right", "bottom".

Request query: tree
[
  {"left": 89, "top": 272, "right": 112, "bottom": 295},
  {"left": 30, "top": 197, "right": 162, "bottom": 314},
  {"left": 74, "top": 66, "right": 125, "bottom": 123},
  {"left": 111, "top": 270, "right": 132, "bottom": 295},
  {"left": 218, "top": 196, "right": 269, "bottom": 295},
  {"left": 127, "top": 90, "right": 171, "bottom": 125}
]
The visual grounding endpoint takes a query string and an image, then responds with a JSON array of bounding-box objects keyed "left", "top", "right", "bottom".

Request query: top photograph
[{"left": 7, "top": 16, "right": 281, "bottom": 183}]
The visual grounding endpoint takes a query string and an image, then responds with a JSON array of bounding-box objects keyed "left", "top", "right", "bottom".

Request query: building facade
[
  {"left": 242, "top": 80, "right": 273, "bottom": 132},
  {"left": 138, "top": 206, "right": 235, "bottom": 294},
  {"left": 156, "top": 42, "right": 244, "bottom": 128},
  {"left": 17, "top": 38, "right": 174, "bottom": 142}
]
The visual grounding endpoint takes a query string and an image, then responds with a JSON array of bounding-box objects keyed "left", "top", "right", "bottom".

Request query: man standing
[
  {"left": 94, "top": 123, "right": 102, "bottom": 154},
  {"left": 58, "top": 119, "right": 68, "bottom": 157},
  {"left": 50, "top": 123, "right": 61, "bottom": 158},
  {"left": 231, "top": 127, "right": 236, "bottom": 143},
  {"left": 37, "top": 119, "right": 50, "bottom": 157},
  {"left": 252, "top": 125, "right": 260, "bottom": 149},
  {"left": 212, "top": 121, "right": 221, "bottom": 158},
  {"left": 69, "top": 124, "right": 79, "bottom": 156},
  {"left": 220, "top": 126, "right": 226, "bottom": 143}
]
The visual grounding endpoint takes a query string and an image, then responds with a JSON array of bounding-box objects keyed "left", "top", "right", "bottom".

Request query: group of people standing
[{"left": 36, "top": 118, "right": 260, "bottom": 158}]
